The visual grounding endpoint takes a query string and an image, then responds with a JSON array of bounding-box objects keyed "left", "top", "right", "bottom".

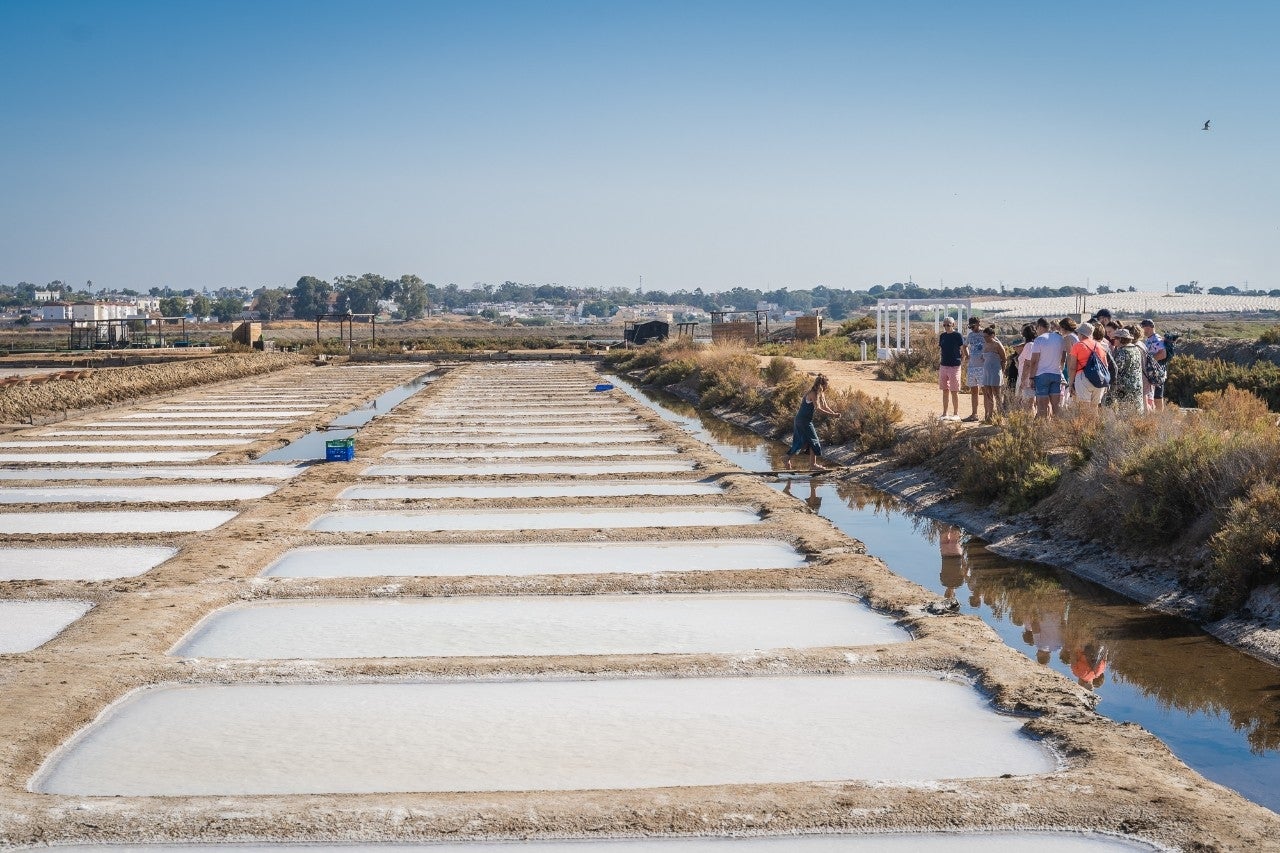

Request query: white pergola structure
[{"left": 875, "top": 298, "right": 974, "bottom": 358}]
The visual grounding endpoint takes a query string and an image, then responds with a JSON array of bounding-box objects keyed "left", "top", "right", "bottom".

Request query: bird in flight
[{"left": 1203, "top": 120, "right": 1211, "bottom": 131}]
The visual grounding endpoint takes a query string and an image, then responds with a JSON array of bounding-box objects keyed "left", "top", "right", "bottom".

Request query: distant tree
[
  {"left": 1269, "top": 290, "right": 1280, "bottom": 298},
  {"left": 396, "top": 274, "right": 428, "bottom": 319},
  {"left": 253, "top": 288, "right": 290, "bottom": 321},
  {"left": 190, "top": 294, "right": 212, "bottom": 318},
  {"left": 158, "top": 296, "right": 188, "bottom": 317},
  {"left": 16, "top": 314, "right": 32, "bottom": 326},
  {"left": 213, "top": 295, "right": 244, "bottom": 322},
  {"left": 120, "top": 288, "right": 139, "bottom": 296},
  {"left": 291, "top": 275, "right": 333, "bottom": 319},
  {"left": 1096, "top": 285, "right": 1112, "bottom": 294}
]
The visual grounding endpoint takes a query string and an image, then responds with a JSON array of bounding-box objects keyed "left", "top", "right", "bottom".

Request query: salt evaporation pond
[
  {"left": 262, "top": 540, "right": 806, "bottom": 578},
  {"left": 0, "top": 438, "right": 246, "bottom": 448},
  {"left": 33, "top": 675, "right": 1052, "bottom": 796},
  {"left": 409, "top": 424, "right": 651, "bottom": 434},
  {"left": 0, "top": 600, "right": 93, "bottom": 653},
  {"left": 363, "top": 461, "right": 696, "bottom": 476},
  {"left": 382, "top": 446, "right": 677, "bottom": 459},
  {"left": 42, "top": 428, "right": 274, "bottom": 437},
  {"left": 172, "top": 592, "right": 905, "bottom": 659},
  {"left": 392, "top": 433, "right": 661, "bottom": 444},
  {"left": 0, "top": 510, "right": 238, "bottom": 534},
  {"left": 118, "top": 411, "right": 309, "bottom": 419},
  {"left": 0, "top": 484, "right": 275, "bottom": 504},
  {"left": 0, "top": 451, "right": 215, "bottom": 463},
  {"left": 0, "top": 465, "right": 302, "bottom": 481},
  {"left": 309, "top": 506, "right": 759, "bottom": 532},
  {"left": 31, "top": 835, "right": 1161, "bottom": 852},
  {"left": 0, "top": 546, "right": 177, "bottom": 580},
  {"left": 339, "top": 481, "right": 723, "bottom": 500}
]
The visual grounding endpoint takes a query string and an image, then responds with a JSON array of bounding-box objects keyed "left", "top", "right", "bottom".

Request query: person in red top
[{"left": 1066, "top": 322, "right": 1108, "bottom": 407}]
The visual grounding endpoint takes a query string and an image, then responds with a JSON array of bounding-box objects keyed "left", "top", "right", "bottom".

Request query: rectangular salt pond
[
  {"left": 0, "top": 451, "right": 215, "bottom": 463},
  {"left": 410, "top": 424, "right": 652, "bottom": 434},
  {"left": 171, "top": 592, "right": 906, "bottom": 659},
  {"left": 0, "top": 438, "right": 246, "bottom": 448},
  {"left": 364, "top": 461, "right": 696, "bottom": 476},
  {"left": 263, "top": 539, "right": 806, "bottom": 578},
  {"left": 0, "top": 510, "right": 238, "bottom": 534},
  {"left": 119, "top": 411, "right": 309, "bottom": 419},
  {"left": 0, "top": 484, "right": 276, "bottom": 504},
  {"left": 392, "top": 433, "right": 661, "bottom": 444},
  {"left": 41, "top": 428, "right": 274, "bottom": 437},
  {"left": 308, "top": 506, "right": 759, "bottom": 532},
  {"left": 0, "top": 465, "right": 302, "bottom": 481},
  {"left": 0, "top": 600, "right": 93, "bottom": 653},
  {"left": 21, "top": 836, "right": 1161, "bottom": 852},
  {"left": 0, "top": 546, "right": 176, "bottom": 580},
  {"left": 32, "top": 674, "right": 1053, "bottom": 796},
  {"left": 338, "top": 481, "right": 723, "bottom": 500},
  {"left": 382, "top": 447, "right": 677, "bottom": 459}
]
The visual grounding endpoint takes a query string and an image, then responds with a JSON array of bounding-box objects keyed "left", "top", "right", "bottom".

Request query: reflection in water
[{"left": 623, "top": 380, "right": 1280, "bottom": 813}]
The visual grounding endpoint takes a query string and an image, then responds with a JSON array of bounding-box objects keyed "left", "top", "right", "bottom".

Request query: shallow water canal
[{"left": 622, "top": 381, "right": 1280, "bottom": 813}]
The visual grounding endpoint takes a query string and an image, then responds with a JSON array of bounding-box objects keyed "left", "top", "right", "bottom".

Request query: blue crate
[{"left": 325, "top": 439, "right": 355, "bottom": 462}]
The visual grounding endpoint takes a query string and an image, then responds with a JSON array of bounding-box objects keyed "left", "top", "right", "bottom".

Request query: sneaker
[{"left": 961, "top": 414, "right": 980, "bottom": 422}]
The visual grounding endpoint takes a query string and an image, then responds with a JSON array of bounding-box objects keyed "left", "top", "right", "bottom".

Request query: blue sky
[{"left": 1, "top": 0, "right": 1275, "bottom": 293}]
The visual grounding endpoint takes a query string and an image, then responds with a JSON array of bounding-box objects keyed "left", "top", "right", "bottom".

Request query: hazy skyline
[{"left": 2, "top": 1, "right": 1276, "bottom": 294}]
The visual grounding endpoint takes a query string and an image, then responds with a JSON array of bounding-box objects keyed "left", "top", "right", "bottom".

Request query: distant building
[
  {"left": 40, "top": 301, "right": 73, "bottom": 321},
  {"left": 71, "top": 302, "right": 141, "bottom": 322},
  {"left": 33, "top": 290, "right": 57, "bottom": 303}
]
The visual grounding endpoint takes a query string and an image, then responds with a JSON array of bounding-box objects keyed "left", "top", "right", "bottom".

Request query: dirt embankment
[
  {"left": 0, "top": 352, "right": 308, "bottom": 425},
  {"left": 1177, "top": 337, "right": 1280, "bottom": 368}
]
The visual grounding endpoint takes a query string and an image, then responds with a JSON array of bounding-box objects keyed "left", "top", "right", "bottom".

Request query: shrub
[
  {"left": 1258, "top": 327, "right": 1280, "bottom": 345},
  {"left": 1195, "top": 385, "right": 1275, "bottom": 433},
  {"left": 1116, "top": 423, "right": 1229, "bottom": 546},
  {"left": 1209, "top": 482, "right": 1280, "bottom": 611},
  {"left": 644, "top": 358, "right": 697, "bottom": 387},
  {"left": 896, "top": 419, "right": 963, "bottom": 467},
  {"left": 759, "top": 336, "right": 866, "bottom": 361},
  {"left": 956, "top": 412, "right": 1060, "bottom": 512},
  {"left": 838, "top": 315, "right": 876, "bottom": 334},
  {"left": 697, "top": 347, "right": 766, "bottom": 411},
  {"left": 1166, "top": 356, "right": 1280, "bottom": 411},
  {"left": 874, "top": 334, "right": 941, "bottom": 382},
  {"left": 823, "top": 388, "right": 903, "bottom": 452},
  {"left": 765, "top": 372, "right": 812, "bottom": 436},
  {"left": 763, "top": 356, "right": 797, "bottom": 385}
]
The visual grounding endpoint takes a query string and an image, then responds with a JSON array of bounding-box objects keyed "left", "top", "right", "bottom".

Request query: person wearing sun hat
[{"left": 1109, "top": 327, "right": 1145, "bottom": 413}]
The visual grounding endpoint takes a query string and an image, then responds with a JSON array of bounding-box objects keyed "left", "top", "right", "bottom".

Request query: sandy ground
[{"left": 0, "top": 359, "right": 1276, "bottom": 850}]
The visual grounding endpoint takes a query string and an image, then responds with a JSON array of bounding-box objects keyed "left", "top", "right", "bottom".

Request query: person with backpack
[
  {"left": 1066, "top": 322, "right": 1110, "bottom": 407},
  {"left": 1141, "top": 319, "right": 1168, "bottom": 411}
]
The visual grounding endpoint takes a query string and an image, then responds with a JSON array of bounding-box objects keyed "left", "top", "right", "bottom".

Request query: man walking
[
  {"left": 1021, "top": 317, "right": 1067, "bottom": 418},
  {"left": 938, "top": 317, "right": 964, "bottom": 420}
]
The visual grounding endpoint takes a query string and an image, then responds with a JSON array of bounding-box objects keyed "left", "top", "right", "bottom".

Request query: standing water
[{"left": 621, "top": 379, "right": 1280, "bottom": 813}]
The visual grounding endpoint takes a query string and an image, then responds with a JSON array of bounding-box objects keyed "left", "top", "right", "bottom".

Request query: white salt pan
[
  {"left": 382, "top": 447, "right": 677, "bottom": 459},
  {"left": 0, "top": 546, "right": 176, "bottom": 580},
  {"left": 0, "top": 484, "right": 275, "bottom": 504},
  {"left": 0, "top": 600, "right": 93, "bottom": 653},
  {"left": 392, "top": 433, "right": 660, "bottom": 444},
  {"left": 0, "top": 438, "right": 245, "bottom": 448},
  {"left": 308, "top": 506, "right": 759, "bottom": 532},
  {"left": 0, "top": 465, "right": 302, "bottom": 481},
  {"left": 339, "top": 482, "right": 722, "bottom": 500},
  {"left": 119, "top": 411, "right": 308, "bottom": 419},
  {"left": 32, "top": 675, "right": 1053, "bottom": 795},
  {"left": 0, "top": 451, "right": 215, "bottom": 463},
  {"left": 262, "top": 540, "right": 806, "bottom": 578},
  {"left": 172, "top": 592, "right": 905, "bottom": 659},
  {"left": 0, "top": 510, "right": 238, "bottom": 534},
  {"left": 364, "top": 461, "right": 696, "bottom": 476}
]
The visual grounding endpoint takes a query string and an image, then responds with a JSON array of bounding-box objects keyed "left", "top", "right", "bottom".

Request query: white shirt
[{"left": 1031, "top": 331, "right": 1066, "bottom": 376}]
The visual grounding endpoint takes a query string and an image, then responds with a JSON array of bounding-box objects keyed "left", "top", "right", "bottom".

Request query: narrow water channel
[{"left": 620, "top": 380, "right": 1280, "bottom": 814}]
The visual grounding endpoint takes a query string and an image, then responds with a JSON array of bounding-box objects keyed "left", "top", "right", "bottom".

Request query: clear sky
[{"left": 1, "top": 0, "right": 1276, "bottom": 293}]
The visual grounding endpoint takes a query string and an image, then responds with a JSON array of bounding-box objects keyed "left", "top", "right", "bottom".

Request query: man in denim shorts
[
  {"left": 1022, "top": 317, "right": 1067, "bottom": 418},
  {"left": 938, "top": 317, "right": 964, "bottom": 419}
]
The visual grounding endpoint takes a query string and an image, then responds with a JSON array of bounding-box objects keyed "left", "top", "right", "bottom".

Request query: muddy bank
[
  {"left": 636, "top": 375, "right": 1280, "bottom": 670},
  {"left": 0, "top": 353, "right": 308, "bottom": 425}
]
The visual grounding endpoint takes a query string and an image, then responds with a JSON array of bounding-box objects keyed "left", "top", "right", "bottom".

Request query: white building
[
  {"left": 40, "top": 302, "right": 73, "bottom": 321},
  {"left": 71, "top": 302, "right": 142, "bottom": 322},
  {"left": 33, "top": 290, "right": 57, "bottom": 303}
]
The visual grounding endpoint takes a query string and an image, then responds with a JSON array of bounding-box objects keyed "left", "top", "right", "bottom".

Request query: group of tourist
[{"left": 939, "top": 309, "right": 1171, "bottom": 421}]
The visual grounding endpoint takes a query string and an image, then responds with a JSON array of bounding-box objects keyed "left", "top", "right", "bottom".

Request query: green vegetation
[{"left": 1165, "top": 356, "right": 1280, "bottom": 410}]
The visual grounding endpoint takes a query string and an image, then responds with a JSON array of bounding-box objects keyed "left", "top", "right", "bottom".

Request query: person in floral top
[{"left": 1109, "top": 328, "right": 1145, "bottom": 413}]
